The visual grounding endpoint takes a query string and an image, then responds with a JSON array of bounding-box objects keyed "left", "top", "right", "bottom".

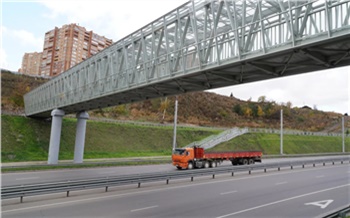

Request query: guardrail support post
[
  {"left": 332, "top": 162, "right": 334, "bottom": 165},
  {"left": 105, "top": 186, "right": 108, "bottom": 192},
  {"left": 67, "top": 191, "right": 70, "bottom": 197},
  {"left": 166, "top": 179, "right": 169, "bottom": 184},
  {"left": 20, "top": 196, "right": 23, "bottom": 203},
  {"left": 291, "top": 165, "right": 293, "bottom": 170},
  {"left": 231, "top": 172, "right": 234, "bottom": 176},
  {"left": 138, "top": 183, "right": 141, "bottom": 188},
  {"left": 191, "top": 177, "right": 194, "bottom": 182},
  {"left": 212, "top": 174, "right": 215, "bottom": 179},
  {"left": 264, "top": 169, "right": 266, "bottom": 173},
  {"left": 313, "top": 163, "right": 315, "bottom": 167},
  {"left": 74, "top": 111, "right": 89, "bottom": 164},
  {"left": 323, "top": 163, "right": 325, "bottom": 166},
  {"left": 48, "top": 109, "right": 65, "bottom": 164},
  {"left": 302, "top": 164, "right": 304, "bottom": 168},
  {"left": 278, "top": 167, "right": 280, "bottom": 171}
]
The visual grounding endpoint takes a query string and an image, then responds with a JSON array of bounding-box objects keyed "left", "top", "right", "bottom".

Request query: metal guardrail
[
  {"left": 2, "top": 156, "right": 349, "bottom": 203},
  {"left": 248, "top": 128, "right": 350, "bottom": 138}
]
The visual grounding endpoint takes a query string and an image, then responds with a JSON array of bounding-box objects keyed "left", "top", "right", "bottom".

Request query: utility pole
[
  {"left": 172, "top": 96, "right": 178, "bottom": 152},
  {"left": 342, "top": 114, "right": 347, "bottom": 153},
  {"left": 280, "top": 109, "right": 283, "bottom": 155}
]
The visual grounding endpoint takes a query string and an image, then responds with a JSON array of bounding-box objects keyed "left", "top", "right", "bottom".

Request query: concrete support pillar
[
  {"left": 48, "top": 109, "right": 65, "bottom": 164},
  {"left": 74, "top": 111, "right": 89, "bottom": 163}
]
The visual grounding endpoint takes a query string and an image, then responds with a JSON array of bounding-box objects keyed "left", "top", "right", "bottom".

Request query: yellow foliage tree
[
  {"left": 257, "top": 105, "right": 264, "bottom": 117},
  {"left": 159, "top": 97, "right": 170, "bottom": 122},
  {"left": 244, "top": 107, "right": 252, "bottom": 118}
]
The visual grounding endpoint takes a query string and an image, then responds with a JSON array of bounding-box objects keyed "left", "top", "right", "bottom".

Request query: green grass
[
  {"left": 1, "top": 115, "right": 220, "bottom": 162},
  {"left": 209, "top": 133, "right": 350, "bottom": 154}
]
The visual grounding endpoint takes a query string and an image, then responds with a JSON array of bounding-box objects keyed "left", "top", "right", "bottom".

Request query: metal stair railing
[{"left": 185, "top": 128, "right": 249, "bottom": 149}]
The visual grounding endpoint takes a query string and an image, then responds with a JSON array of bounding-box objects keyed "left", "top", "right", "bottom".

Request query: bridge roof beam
[
  {"left": 207, "top": 71, "right": 239, "bottom": 84},
  {"left": 302, "top": 49, "right": 331, "bottom": 67},
  {"left": 248, "top": 62, "right": 278, "bottom": 77}
]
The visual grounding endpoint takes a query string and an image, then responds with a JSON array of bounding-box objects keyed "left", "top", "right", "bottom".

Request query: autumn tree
[
  {"left": 258, "top": 96, "right": 266, "bottom": 103},
  {"left": 257, "top": 105, "right": 264, "bottom": 117},
  {"left": 244, "top": 107, "right": 252, "bottom": 118},
  {"left": 159, "top": 97, "right": 170, "bottom": 122}
]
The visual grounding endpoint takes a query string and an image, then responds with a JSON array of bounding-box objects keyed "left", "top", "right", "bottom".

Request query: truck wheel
[
  {"left": 204, "top": 162, "right": 209, "bottom": 168},
  {"left": 248, "top": 159, "right": 255, "bottom": 165},
  {"left": 211, "top": 161, "right": 217, "bottom": 168},
  {"left": 231, "top": 160, "right": 238, "bottom": 165},
  {"left": 187, "top": 162, "right": 194, "bottom": 170},
  {"left": 242, "top": 159, "right": 248, "bottom": 165}
]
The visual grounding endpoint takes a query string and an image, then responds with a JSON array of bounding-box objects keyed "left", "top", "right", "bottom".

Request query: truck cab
[{"left": 172, "top": 148, "right": 194, "bottom": 169}]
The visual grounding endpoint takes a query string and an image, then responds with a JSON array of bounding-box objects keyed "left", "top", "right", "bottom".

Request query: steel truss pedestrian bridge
[
  {"left": 22, "top": 0, "right": 350, "bottom": 164},
  {"left": 24, "top": 0, "right": 350, "bottom": 118}
]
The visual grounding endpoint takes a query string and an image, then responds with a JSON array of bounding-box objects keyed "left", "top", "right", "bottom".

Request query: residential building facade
[
  {"left": 40, "top": 23, "right": 113, "bottom": 77},
  {"left": 19, "top": 52, "right": 42, "bottom": 75}
]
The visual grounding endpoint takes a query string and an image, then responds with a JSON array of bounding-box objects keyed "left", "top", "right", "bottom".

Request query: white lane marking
[
  {"left": 316, "top": 175, "right": 325, "bottom": 178},
  {"left": 275, "top": 182, "right": 287, "bottom": 185},
  {"left": 220, "top": 190, "right": 238, "bottom": 195},
  {"left": 15, "top": 177, "right": 39, "bottom": 181},
  {"left": 305, "top": 200, "right": 333, "bottom": 209},
  {"left": 3, "top": 165, "right": 348, "bottom": 213},
  {"left": 130, "top": 205, "right": 159, "bottom": 212},
  {"left": 215, "top": 183, "right": 350, "bottom": 218}
]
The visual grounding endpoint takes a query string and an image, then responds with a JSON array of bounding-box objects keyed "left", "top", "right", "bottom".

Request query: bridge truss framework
[{"left": 24, "top": 0, "right": 350, "bottom": 118}]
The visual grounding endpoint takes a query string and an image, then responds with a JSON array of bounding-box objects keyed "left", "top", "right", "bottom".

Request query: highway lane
[
  {"left": 2, "top": 155, "right": 348, "bottom": 186},
  {"left": 2, "top": 163, "right": 349, "bottom": 218},
  {"left": 2, "top": 155, "right": 349, "bottom": 186}
]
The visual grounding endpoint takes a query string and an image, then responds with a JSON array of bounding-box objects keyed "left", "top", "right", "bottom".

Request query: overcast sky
[{"left": 1, "top": 0, "right": 349, "bottom": 114}]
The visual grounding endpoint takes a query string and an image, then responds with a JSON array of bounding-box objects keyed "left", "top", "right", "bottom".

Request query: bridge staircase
[{"left": 185, "top": 127, "right": 248, "bottom": 150}]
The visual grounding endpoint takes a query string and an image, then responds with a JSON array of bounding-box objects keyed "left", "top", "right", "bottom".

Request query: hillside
[
  {"left": 2, "top": 115, "right": 349, "bottom": 162},
  {"left": 1, "top": 70, "right": 348, "bottom": 132},
  {"left": 1, "top": 70, "right": 48, "bottom": 114}
]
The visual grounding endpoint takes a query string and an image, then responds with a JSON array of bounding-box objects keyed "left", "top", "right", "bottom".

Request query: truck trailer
[{"left": 172, "top": 147, "right": 262, "bottom": 170}]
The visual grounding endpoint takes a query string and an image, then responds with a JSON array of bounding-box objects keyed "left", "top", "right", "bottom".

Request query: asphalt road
[
  {"left": 2, "top": 163, "right": 349, "bottom": 217},
  {"left": 2, "top": 155, "right": 349, "bottom": 186}
]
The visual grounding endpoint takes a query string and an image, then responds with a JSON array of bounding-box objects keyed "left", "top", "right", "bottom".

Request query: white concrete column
[
  {"left": 48, "top": 109, "right": 65, "bottom": 164},
  {"left": 74, "top": 111, "right": 89, "bottom": 163}
]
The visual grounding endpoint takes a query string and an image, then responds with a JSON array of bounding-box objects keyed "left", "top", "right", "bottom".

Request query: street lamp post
[
  {"left": 172, "top": 96, "right": 178, "bottom": 152},
  {"left": 342, "top": 113, "right": 348, "bottom": 153},
  {"left": 280, "top": 109, "right": 283, "bottom": 155}
]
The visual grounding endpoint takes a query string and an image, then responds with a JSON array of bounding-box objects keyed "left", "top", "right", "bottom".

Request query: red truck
[{"left": 172, "top": 147, "right": 262, "bottom": 169}]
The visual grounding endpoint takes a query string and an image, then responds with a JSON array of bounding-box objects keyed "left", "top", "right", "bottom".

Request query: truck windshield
[{"left": 173, "top": 149, "right": 186, "bottom": 155}]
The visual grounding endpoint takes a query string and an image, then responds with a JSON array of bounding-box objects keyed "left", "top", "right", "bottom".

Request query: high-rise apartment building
[
  {"left": 19, "top": 52, "right": 42, "bottom": 75},
  {"left": 40, "top": 23, "right": 113, "bottom": 77}
]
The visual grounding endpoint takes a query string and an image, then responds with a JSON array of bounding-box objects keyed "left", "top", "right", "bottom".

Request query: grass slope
[
  {"left": 209, "top": 133, "right": 350, "bottom": 154},
  {"left": 1, "top": 115, "right": 220, "bottom": 162}
]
